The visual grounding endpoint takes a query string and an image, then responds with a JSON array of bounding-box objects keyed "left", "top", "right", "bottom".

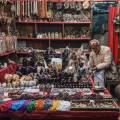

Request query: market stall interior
[{"left": 0, "top": 0, "right": 120, "bottom": 120}]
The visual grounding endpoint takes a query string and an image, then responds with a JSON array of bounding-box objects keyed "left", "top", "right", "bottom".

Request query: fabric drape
[{"left": 108, "top": 6, "right": 119, "bottom": 64}]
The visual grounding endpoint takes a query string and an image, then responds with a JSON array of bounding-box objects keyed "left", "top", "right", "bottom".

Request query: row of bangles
[{"left": 0, "top": 99, "right": 71, "bottom": 112}]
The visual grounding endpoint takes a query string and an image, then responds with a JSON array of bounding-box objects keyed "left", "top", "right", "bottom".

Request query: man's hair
[{"left": 89, "top": 39, "right": 100, "bottom": 46}]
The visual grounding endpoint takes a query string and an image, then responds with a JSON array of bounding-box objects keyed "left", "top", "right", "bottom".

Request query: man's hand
[{"left": 92, "top": 67, "right": 97, "bottom": 71}]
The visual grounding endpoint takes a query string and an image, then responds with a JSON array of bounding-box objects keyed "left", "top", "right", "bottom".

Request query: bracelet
[
  {"left": 11, "top": 100, "right": 26, "bottom": 111},
  {"left": 0, "top": 100, "right": 13, "bottom": 112},
  {"left": 20, "top": 100, "right": 31, "bottom": 111},
  {"left": 44, "top": 99, "right": 52, "bottom": 110},
  {"left": 50, "top": 100, "right": 60, "bottom": 111},
  {"left": 35, "top": 99, "right": 44, "bottom": 110},
  {"left": 57, "top": 100, "right": 71, "bottom": 111},
  {"left": 26, "top": 100, "right": 35, "bottom": 112}
]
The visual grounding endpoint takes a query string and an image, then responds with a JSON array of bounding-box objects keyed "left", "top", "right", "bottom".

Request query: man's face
[{"left": 90, "top": 43, "right": 100, "bottom": 54}]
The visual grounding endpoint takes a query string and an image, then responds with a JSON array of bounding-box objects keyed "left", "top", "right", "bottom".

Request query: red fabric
[
  {"left": 108, "top": 6, "right": 119, "bottom": 64},
  {"left": 0, "top": 63, "right": 17, "bottom": 83},
  {"left": 114, "top": 31, "right": 119, "bottom": 64},
  {"left": 0, "top": 68, "right": 8, "bottom": 83},
  {"left": 0, "top": 110, "right": 119, "bottom": 120},
  {"left": 0, "top": 101, "right": 13, "bottom": 112}
]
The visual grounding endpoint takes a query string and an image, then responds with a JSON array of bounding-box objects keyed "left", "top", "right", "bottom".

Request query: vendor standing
[{"left": 88, "top": 39, "right": 113, "bottom": 89}]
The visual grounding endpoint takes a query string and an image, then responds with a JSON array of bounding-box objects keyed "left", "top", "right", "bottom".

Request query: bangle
[
  {"left": 26, "top": 100, "right": 35, "bottom": 112},
  {"left": 57, "top": 100, "right": 71, "bottom": 111},
  {"left": 20, "top": 100, "right": 31, "bottom": 111},
  {"left": 0, "top": 100, "right": 13, "bottom": 112},
  {"left": 50, "top": 100, "right": 60, "bottom": 111},
  {"left": 44, "top": 99, "right": 52, "bottom": 110},
  {"left": 11, "top": 100, "right": 26, "bottom": 111},
  {"left": 35, "top": 99, "right": 44, "bottom": 110}
]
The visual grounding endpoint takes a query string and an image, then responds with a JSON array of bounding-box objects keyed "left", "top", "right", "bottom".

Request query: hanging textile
[
  {"left": 40, "top": 0, "right": 47, "bottom": 18},
  {"left": 108, "top": 6, "right": 119, "bottom": 64},
  {"left": 92, "top": 2, "right": 116, "bottom": 34}
]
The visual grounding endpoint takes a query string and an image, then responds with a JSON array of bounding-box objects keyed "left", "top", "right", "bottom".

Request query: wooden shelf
[
  {"left": 14, "top": 0, "right": 92, "bottom": 49},
  {"left": 11, "top": 0, "right": 89, "bottom": 2},
  {"left": 17, "top": 37, "right": 91, "bottom": 41},
  {"left": 7, "top": 0, "right": 13, "bottom": 4},
  {"left": 16, "top": 21, "right": 91, "bottom": 24},
  {"left": 47, "top": 0, "right": 116, "bottom": 2},
  {"left": 93, "top": 0, "right": 116, "bottom": 1},
  {"left": 0, "top": 51, "right": 15, "bottom": 57},
  {"left": 10, "top": 0, "right": 116, "bottom": 2},
  {"left": 16, "top": 52, "right": 32, "bottom": 55}
]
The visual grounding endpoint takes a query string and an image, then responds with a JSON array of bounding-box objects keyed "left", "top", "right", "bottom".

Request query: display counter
[
  {"left": 0, "top": 89, "right": 119, "bottom": 120},
  {"left": 0, "top": 109, "right": 119, "bottom": 120}
]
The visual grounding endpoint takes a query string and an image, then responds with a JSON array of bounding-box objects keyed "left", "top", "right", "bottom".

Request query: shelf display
[
  {"left": 71, "top": 99, "right": 119, "bottom": 110},
  {"left": 37, "top": 32, "right": 63, "bottom": 39},
  {"left": 13, "top": 0, "right": 91, "bottom": 48},
  {"left": 12, "top": 1, "right": 91, "bottom": 22},
  {"left": 49, "top": 2, "right": 90, "bottom": 22},
  {"left": 0, "top": 1, "right": 16, "bottom": 35},
  {"left": 0, "top": 34, "right": 17, "bottom": 70},
  {"left": 0, "top": 45, "right": 119, "bottom": 120},
  {"left": 64, "top": 25, "right": 90, "bottom": 39},
  {"left": 0, "top": 47, "right": 110, "bottom": 102},
  {"left": 16, "top": 23, "right": 91, "bottom": 40},
  {"left": 0, "top": 77, "right": 119, "bottom": 112},
  {"left": 0, "top": 72, "right": 112, "bottom": 101},
  {"left": 0, "top": 34, "right": 17, "bottom": 54},
  {"left": 16, "top": 47, "right": 33, "bottom": 53},
  {"left": 0, "top": 99, "right": 71, "bottom": 112}
]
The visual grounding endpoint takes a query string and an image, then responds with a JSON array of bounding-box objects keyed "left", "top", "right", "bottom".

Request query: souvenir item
[
  {"left": 56, "top": 3, "right": 63, "bottom": 10},
  {"left": 70, "top": 2, "right": 75, "bottom": 9},
  {"left": 4, "top": 74, "right": 13, "bottom": 83},
  {"left": 54, "top": 32, "right": 59, "bottom": 38},
  {"left": 47, "top": 9, "right": 52, "bottom": 19},
  {"left": 54, "top": 12, "right": 62, "bottom": 21},
  {"left": 12, "top": 74, "right": 20, "bottom": 82},
  {"left": 51, "top": 32, "right": 55, "bottom": 38},
  {"left": 76, "top": 2, "right": 82, "bottom": 11},
  {"left": 71, "top": 100, "right": 119, "bottom": 110},
  {"left": 0, "top": 35, "right": 17, "bottom": 53},
  {"left": 57, "top": 100, "right": 71, "bottom": 111},
  {"left": 2, "top": 83, "right": 7, "bottom": 88},
  {"left": 20, "top": 80, "right": 26, "bottom": 87},
  {"left": 83, "top": 0, "right": 90, "bottom": 10},
  {"left": 47, "top": 2, "right": 53, "bottom": 9},
  {"left": 58, "top": 32, "right": 62, "bottom": 38},
  {"left": 41, "top": 0, "right": 47, "bottom": 18},
  {"left": 64, "top": 2, "right": 70, "bottom": 9}
]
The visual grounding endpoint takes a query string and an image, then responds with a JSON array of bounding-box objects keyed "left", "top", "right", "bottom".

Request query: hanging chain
[{"left": 0, "top": 0, "right": 7, "bottom": 5}]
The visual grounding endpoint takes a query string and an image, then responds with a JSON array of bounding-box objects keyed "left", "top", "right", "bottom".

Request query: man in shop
[{"left": 88, "top": 39, "right": 116, "bottom": 89}]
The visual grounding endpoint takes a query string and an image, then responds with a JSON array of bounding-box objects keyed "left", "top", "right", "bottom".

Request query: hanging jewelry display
[
  {"left": 0, "top": 0, "right": 7, "bottom": 6},
  {"left": 12, "top": 0, "right": 91, "bottom": 23}
]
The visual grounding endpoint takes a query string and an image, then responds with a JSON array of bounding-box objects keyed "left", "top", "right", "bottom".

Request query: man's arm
[
  {"left": 96, "top": 48, "right": 112, "bottom": 70},
  {"left": 88, "top": 52, "right": 94, "bottom": 68}
]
